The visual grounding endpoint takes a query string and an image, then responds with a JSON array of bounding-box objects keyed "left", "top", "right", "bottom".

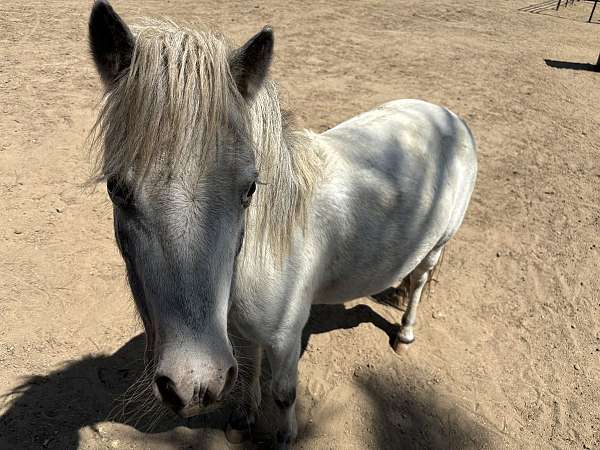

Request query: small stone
[
  {"left": 574, "top": 364, "right": 580, "bottom": 371},
  {"left": 496, "top": 252, "right": 501, "bottom": 257},
  {"left": 571, "top": 324, "right": 576, "bottom": 329},
  {"left": 432, "top": 311, "right": 445, "bottom": 319},
  {"left": 13, "top": 229, "right": 22, "bottom": 235},
  {"left": 110, "top": 440, "right": 120, "bottom": 448},
  {"left": 55, "top": 207, "right": 63, "bottom": 213}
]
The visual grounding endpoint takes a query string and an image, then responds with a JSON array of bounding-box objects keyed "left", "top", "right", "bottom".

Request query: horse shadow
[{"left": 0, "top": 303, "right": 490, "bottom": 449}]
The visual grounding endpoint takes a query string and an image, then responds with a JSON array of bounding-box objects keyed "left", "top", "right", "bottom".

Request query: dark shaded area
[
  {"left": 354, "top": 375, "right": 500, "bottom": 450},
  {"left": 544, "top": 58, "right": 600, "bottom": 71},
  {"left": 0, "top": 335, "right": 185, "bottom": 450},
  {"left": 0, "top": 334, "right": 242, "bottom": 449},
  {"left": 0, "top": 303, "right": 492, "bottom": 449},
  {"left": 301, "top": 303, "right": 401, "bottom": 356}
]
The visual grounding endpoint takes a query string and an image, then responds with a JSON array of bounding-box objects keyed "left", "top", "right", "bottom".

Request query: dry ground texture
[{"left": 1, "top": 1, "right": 600, "bottom": 449}]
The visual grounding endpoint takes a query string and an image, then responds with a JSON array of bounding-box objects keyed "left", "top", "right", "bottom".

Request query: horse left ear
[
  {"left": 230, "top": 27, "right": 274, "bottom": 100},
  {"left": 89, "top": 0, "right": 135, "bottom": 86}
]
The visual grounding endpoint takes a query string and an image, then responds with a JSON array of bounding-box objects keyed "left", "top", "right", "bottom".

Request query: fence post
[{"left": 589, "top": 1, "right": 598, "bottom": 22}]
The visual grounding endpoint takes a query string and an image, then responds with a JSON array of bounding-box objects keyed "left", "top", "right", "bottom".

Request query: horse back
[{"left": 308, "top": 99, "right": 476, "bottom": 303}]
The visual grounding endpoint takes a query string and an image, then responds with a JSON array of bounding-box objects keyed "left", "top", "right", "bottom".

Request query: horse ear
[
  {"left": 230, "top": 27, "right": 274, "bottom": 100},
  {"left": 89, "top": 0, "right": 134, "bottom": 86}
]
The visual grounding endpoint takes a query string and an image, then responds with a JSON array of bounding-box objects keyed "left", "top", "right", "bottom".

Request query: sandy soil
[{"left": 1, "top": 1, "right": 600, "bottom": 449}]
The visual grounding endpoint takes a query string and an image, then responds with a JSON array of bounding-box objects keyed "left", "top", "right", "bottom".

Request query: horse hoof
[
  {"left": 275, "top": 431, "right": 294, "bottom": 450},
  {"left": 393, "top": 340, "right": 413, "bottom": 355},
  {"left": 393, "top": 332, "right": 414, "bottom": 354},
  {"left": 225, "top": 422, "right": 251, "bottom": 444},
  {"left": 226, "top": 412, "right": 255, "bottom": 444}
]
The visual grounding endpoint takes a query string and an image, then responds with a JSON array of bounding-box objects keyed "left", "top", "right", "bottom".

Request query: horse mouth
[
  {"left": 176, "top": 400, "right": 222, "bottom": 418},
  {"left": 176, "top": 404, "right": 200, "bottom": 418}
]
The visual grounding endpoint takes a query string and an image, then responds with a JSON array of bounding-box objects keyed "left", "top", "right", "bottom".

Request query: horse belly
[
  {"left": 312, "top": 259, "right": 417, "bottom": 305},
  {"left": 310, "top": 173, "right": 452, "bottom": 305}
]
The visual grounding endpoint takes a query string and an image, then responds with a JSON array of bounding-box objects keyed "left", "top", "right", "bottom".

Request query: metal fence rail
[{"left": 556, "top": 0, "right": 598, "bottom": 22}]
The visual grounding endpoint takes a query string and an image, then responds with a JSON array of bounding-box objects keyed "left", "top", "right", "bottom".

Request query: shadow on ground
[
  {"left": 0, "top": 304, "right": 491, "bottom": 449},
  {"left": 544, "top": 58, "right": 600, "bottom": 72}
]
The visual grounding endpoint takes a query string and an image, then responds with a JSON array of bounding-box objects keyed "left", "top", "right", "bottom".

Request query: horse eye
[
  {"left": 107, "top": 176, "right": 132, "bottom": 208},
  {"left": 242, "top": 181, "right": 256, "bottom": 208},
  {"left": 247, "top": 181, "right": 256, "bottom": 197}
]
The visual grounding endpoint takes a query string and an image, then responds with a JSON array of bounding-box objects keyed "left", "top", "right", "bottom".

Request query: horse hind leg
[
  {"left": 370, "top": 277, "right": 410, "bottom": 309},
  {"left": 393, "top": 246, "right": 444, "bottom": 350}
]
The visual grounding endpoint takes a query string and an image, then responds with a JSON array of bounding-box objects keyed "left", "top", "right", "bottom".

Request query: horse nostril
[
  {"left": 199, "top": 365, "right": 236, "bottom": 408},
  {"left": 200, "top": 385, "right": 216, "bottom": 408},
  {"left": 155, "top": 375, "right": 184, "bottom": 409}
]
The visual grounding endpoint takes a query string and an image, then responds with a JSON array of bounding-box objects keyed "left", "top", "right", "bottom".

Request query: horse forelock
[{"left": 89, "top": 21, "right": 244, "bottom": 185}]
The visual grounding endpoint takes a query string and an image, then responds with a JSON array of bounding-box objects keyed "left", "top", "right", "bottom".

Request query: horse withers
[{"left": 87, "top": 1, "right": 477, "bottom": 447}]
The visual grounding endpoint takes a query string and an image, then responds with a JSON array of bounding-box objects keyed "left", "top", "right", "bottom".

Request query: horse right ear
[
  {"left": 230, "top": 27, "right": 274, "bottom": 101},
  {"left": 89, "top": 0, "right": 134, "bottom": 86}
]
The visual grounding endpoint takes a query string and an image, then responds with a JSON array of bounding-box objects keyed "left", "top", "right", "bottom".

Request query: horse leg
[
  {"left": 371, "top": 277, "right": 410, "bottom": 309},
  {"left": 394, "top": 247, "right": 443, "bottom": 348},
  {"left": 265, "top": 333, "right": 302, "bottom": 449},
  {"left": 225, "top": 335, "right": 262, "bottom": 444}
]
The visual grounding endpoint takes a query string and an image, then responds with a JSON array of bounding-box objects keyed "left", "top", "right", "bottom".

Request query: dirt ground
[{"left": 1, "top": 1, "right": 599, "bottom": 449}]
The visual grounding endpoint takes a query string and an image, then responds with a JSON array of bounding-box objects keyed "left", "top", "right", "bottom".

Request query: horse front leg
[
  {"left": 266, "top": 333, "right": 302, "bottom": 448},
  {"left": 226, "top": 335, "right": 262, "bottom": 444}
]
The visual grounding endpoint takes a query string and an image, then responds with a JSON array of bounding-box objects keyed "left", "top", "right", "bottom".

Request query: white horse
[{"left": 88, "top": 1, "right": 477, "bottom": 447}]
